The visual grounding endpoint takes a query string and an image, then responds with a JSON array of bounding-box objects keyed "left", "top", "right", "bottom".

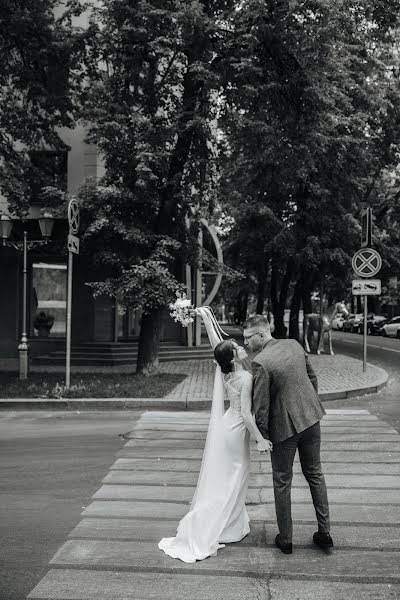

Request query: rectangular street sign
[
  {"left": 361, "top": 207, "right": 372, "bottom": 247},
  {"left": 68, "top": 233, "right": 80, "bottom": 255},
  {"left": 352, "top": 278, "right": 381, "bottom": 295}
]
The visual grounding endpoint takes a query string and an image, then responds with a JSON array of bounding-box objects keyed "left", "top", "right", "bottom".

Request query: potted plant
[{"left": 34, "top": 311, "right": 55, "bottom": 337}]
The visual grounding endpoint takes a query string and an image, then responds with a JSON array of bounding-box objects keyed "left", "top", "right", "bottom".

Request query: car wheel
[
  {"left": 382, "top": 329, "right": 387, "bottom": 337},
  {"left": 397, "top": 330, "right": 400, "bottom": 339}
]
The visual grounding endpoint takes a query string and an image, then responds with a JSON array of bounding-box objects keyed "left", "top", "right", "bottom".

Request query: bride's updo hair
[{"left": 214, "top": 340, "right": 235, "bottom": 374}]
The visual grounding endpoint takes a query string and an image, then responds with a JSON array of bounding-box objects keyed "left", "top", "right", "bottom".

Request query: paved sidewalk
[
  {"left": 0, "top": 354, "right": 388, "bottom": 409},
  {"left": 27, "top": 408, "right": 400, "bottom": 600},
  {"left": 162, "top": 354, "right": 388, "bottom": 405}
]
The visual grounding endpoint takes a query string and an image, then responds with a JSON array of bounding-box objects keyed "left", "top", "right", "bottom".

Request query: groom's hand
[{"left": 257, "top": 439, "right": 273, "bottom": 454}]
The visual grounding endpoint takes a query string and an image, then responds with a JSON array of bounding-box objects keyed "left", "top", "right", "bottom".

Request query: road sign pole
[
  {"left": 66, "top": 250, "right": 73, "bottom": 389},
  {"left": 363, "top": 295, "right": 368, "bottom": 373},
  {"left": 66, "top": 199, "right": 80, "bottom": 389}
]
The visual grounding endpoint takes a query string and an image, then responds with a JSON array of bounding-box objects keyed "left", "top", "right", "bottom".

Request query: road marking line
[
  {"left": 338, "top": 339, "right": 400, "bottom": 353},
  {"left": 369, "top": 344, "right": 400, "bottom": 353}
]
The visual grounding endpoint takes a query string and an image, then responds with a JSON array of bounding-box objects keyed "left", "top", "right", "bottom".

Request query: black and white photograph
[{"left": 1, "top": 1, "right": 400, "bottom": 599}]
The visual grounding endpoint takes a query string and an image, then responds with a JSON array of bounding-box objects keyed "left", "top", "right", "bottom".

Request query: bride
[{"left": 158, "top": 307, "right": 272, "bottom": 563}]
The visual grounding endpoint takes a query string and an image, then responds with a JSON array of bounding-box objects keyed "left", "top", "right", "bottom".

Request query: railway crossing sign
[
  {"left": 352, "top": 278, "right": 381, "bottom": 295},
  {"left": 67, "top": 199, "right": 80, "bottom": 234},
  {"left": 352, "top": 248, "right": 382, "bottom": 278}
]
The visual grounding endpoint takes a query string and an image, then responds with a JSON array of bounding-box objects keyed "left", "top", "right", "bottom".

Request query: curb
[
  {"left": 318, "top": 363, "right": 388, "bottom": 402},
  {"left": 0, "top": 361, "right": 389, "bottom": 410},
  {"left": 0, "top": 379, "right": 388, "bottom": 411}
]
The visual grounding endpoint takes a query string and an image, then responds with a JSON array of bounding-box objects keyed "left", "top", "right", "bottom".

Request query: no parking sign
[{"left": 352, "top": 248, "right": 382, "bottom": 278}]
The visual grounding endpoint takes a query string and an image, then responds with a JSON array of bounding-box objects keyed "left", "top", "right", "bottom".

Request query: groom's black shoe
[
  {"left": 313, "top": 531, "right": 333, "bottom": 549},
  {"left": 275, "top": 534, "right": 292, "bottom": 554}
]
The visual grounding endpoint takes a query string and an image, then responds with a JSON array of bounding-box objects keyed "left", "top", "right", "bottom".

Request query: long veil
[
  {"left": 190, "top": 307, "right": 229, "bottom": 508},
  {"left": 158, "top": 306, "right": 236, "bottom": 562}
]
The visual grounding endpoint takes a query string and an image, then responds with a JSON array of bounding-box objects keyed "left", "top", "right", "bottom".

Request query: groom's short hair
[{"left": 243, "top": 315, "right": 271, "bottom": 331}]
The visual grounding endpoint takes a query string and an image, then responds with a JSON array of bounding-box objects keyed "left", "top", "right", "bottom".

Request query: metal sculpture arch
[{"left": 186, "top": 218, "right": 224, "bottom": 346}]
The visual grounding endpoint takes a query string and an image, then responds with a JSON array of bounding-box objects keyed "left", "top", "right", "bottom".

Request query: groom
[{"left": 243, "top": 315, "right": 332, "bottom": 554}]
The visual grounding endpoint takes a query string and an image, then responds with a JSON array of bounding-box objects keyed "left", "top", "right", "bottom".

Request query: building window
[{"left": 31, "top": 263, "right": 67, "bottom": 337}]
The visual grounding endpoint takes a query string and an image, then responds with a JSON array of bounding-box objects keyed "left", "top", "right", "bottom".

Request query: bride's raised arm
[
  {"left": 169, "top": 293, "right": 227, "bottom": 350},
  {"left": 194, "top": 306, "right": 228, "bottom": 350}
]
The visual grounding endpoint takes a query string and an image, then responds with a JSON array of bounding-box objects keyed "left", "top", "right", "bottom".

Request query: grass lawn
[{"left": 0, "top": 371, "right": 187, "bottom": 398}]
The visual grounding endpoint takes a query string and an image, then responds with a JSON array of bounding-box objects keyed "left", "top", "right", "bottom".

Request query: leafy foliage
[
  {"left": 79, "top": 1, "right": 235, "bottom": 319},
  {"left": 0, "top": 371, "right": 187, "bottom": 398},
  {"left": 218, "top": 0, "right": 400, "bottom": 326},
  {"left": 0, "top": 0, "right": 85, "bottom": 215},
  {"left": 3, "top": 0, "right": 400, "bottom": 360}
]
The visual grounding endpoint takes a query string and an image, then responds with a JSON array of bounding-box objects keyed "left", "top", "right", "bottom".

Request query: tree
[
  {"left": 218, "top": 0, "right": 400, "bottom": 339},
  {"left": 0, "top": 0, "right": 84, "bottom": 215},
  {"left": 81, "top": 0, "right": 235, "bottom": 372}
]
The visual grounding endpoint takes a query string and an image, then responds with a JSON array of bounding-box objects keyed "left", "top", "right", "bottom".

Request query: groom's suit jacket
[{"left": 251, "top": 338, "right": 325, "bottom": 444}]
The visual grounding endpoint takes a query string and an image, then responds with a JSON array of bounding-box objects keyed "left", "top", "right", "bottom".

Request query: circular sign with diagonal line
[
  {"left": 68, "top": 199, "right": 80, "bottom": 234},
  {"left": 352, "top": 248, "right": 382, "bottom": 278}
]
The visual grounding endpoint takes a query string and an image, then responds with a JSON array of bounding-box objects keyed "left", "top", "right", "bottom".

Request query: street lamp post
[
  {"left": 19, "top": 230, "right": 29, "bottom": 378},
  {"left": 0, "top": 213, "right": 54, "bottom": 379}
]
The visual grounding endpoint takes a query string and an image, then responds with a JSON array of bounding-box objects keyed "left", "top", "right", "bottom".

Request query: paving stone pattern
[
  {"left": 161, "top": 355, "right": 386, "bottom": 405},
  {"left": 27, "top": 408, "right": 400, "bottom": 600}
]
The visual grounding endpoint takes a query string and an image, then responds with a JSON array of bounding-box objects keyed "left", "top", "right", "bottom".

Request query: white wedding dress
[{"left": 158, "top": 307, "right": 251, "bottom": 563}]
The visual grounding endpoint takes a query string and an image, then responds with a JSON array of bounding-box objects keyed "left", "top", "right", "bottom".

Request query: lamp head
[
  {"left": 38, "top": 213, "right": 54, "bottom": 238},
  {"left": 0, "top": 214, "right": 13, "bottom": 244}
]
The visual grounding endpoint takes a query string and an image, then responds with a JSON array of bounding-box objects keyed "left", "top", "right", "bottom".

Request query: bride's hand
[{"left": 257, "top": 439, "right": 273, "bottom": 454}]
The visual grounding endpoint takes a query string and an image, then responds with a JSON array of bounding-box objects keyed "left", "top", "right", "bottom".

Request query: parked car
[
  {"left": 358, "top": 314, "right": 388, "bottom": 335},
  {"left": 343, "top": 313, "right": 363, "bottom": 333},
  {"left": 331, "top": 314, "right": 346, "bottom": 330},
  {"left": 381, "top": 316, "right": 400, "bottom": 338},
  {"left": 342, "top": 314, "right": 355, "bottom": 332}
]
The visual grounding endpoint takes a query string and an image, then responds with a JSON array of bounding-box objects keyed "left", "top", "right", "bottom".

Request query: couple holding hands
[{"left": 159, "top": 312, "right": 332, "bottom": 563}]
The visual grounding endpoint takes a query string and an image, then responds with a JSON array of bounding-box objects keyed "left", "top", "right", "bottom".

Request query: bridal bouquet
[{"left": 169, "top": 291, "right": 197, "bottom": 327}]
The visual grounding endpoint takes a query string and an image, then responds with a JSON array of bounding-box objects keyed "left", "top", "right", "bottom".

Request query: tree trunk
[
  {"left": 301, "top": 285, "right": 313, "bottom": 343},
  {"left": 271, "top": 261, "right": 292, "bottom": 338},
  {"left": 289, "top": 278, "right": 303, "bottom": 341},
  {"left": 237, "top": 289, "right": 249, "bottom": 325},
  {"left": 271, "top": 264, "right": 285, "bottom": 337},
  {"left": 235, "top": 292, "right": 242, "bottom": 325},
  {"left": 302, "top": 286, "right": 312, "bottom": 315},
  {"left": 156, "top": 25, "right": 207, "bottom": 232},
  {"left": 136, "top": 307, "right": 164, "bottom": 374},
  {"left": 256, "top": 269, "right": 266, "bottom": 314}
]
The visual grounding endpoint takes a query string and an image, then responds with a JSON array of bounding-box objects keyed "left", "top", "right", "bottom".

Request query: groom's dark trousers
[
  {"left": 252, "top": 338, "right": 331, "bottom": 545},
  {"left": 271, "top": 421, "right": 330, "bottom": 544}
]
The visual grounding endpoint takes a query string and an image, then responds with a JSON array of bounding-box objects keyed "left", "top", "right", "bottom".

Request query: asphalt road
[
  {"left": 331, "top": 328, "right": 400, "bottom": 374},
  {"left": 329, "top": 330, "right": 400, "bottom": 432},
  {"left": 0, "top": 411, "right": 139, "bottom": 600}
]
